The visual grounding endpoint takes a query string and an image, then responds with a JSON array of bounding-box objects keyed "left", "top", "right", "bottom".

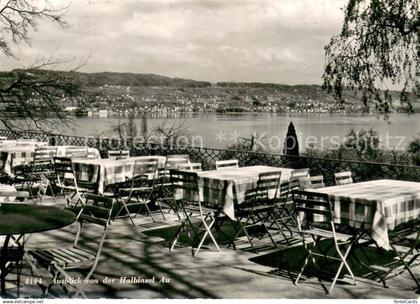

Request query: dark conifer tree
[{"left": 283, "top": 122, "right": 299, "bottom": 156}]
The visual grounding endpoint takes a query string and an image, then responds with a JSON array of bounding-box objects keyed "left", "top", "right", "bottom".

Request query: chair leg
[
  {"left": 295, "top": 248, "right": 313, "bottom": 285},
  {"left": 116, "top": 200, "right": 136, "bottom": 226},
  {"left": 390, "top": 243, "right": 420, "bottom": 289},
  {"left": 170, "top": 221, "right": 186, "bottom": 251},
  {"left": 234, "top": 218, "right": 256, "bottom": 251},
  {"left": 140, "top": 197, "right": 156, "bottom": 223},
  {"left": 16, "top": 258, "right": 23, "bottom": 298},
  {"left": 194, "top": 217, "right": 220, "bottom": 257},
  {"left": 155, "top": 200, "right": 167, "bottom": 221},
  {"left": 295, "top": 236, "right": 322, "bottom": 285},
  {"left": 329, "top": 242, "right": 356, "bottom": 294},
  {"left": 256, "top": 212, "right": 277, "bottom": 248}
]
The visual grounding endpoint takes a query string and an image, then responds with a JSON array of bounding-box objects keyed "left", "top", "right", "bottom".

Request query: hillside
[
  {"left": 72, "top": 71, "right": 211, "bottom": 88},
  {"left": 1, "top": 69, "right": 418, "bottom": 113}
]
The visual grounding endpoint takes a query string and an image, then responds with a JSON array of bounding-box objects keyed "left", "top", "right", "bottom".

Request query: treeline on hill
[
  {"left": 0, "top": 69, "right": 211, "bottom": 88},
  {"left": 0, "top": 69, "right": 419, "bottom": 112}
]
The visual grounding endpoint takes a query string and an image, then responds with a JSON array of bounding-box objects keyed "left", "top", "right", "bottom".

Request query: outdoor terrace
[
  {"left": 0, "top": 129, "right": 419, "bottom": 299},
  {"left": 11, "top": 197, "right": 420, "bottom": 299}
]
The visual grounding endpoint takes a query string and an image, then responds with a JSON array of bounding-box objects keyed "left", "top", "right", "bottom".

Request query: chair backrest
[
  {"left": 65, "top": 146, "right": 89, "bottom": 158},
  {"left": 33, "top": 147, "right": 58, "bottom": 166},
  {"left": 166, "top": 154, "right": 190, "bottom": 162},
  {"left": 334, "top": 171, "right": 353, "bottom": 185},
  {"left": 113, "top": 160, "right": 158, "bottom": 200},
  {"left": 165, "top": 157, "right": 188, "bottom": 170},
  {"left": 292, "top": 190, "right": 333, "bottom": 228},
  {"left": 309, "top": 175, "right": 325, "bottom": 189},
  {"left": 291, "top": 168, "right": 310, "bottom": 180},
  {"left": 298, "top": 175, "right": 325, "bottom": 190},
  {"left": 278, "top": 178, "right": 301, "bottom": 205},
  {"left": 53, "top": 157, "right": 75, "bottom": 188},
  {"left": 169, "top": 169, "right": 200, "bottom": 194},
  {"left": 81, "top": 194, "right": 115, "bottom": 226},
  {"left": 74, "top": 194, "right": 115, "bottom": 279},
  {"left": 133, "top": 159, "right": 158, "bottom": 176},
  {"left": 87, "top": 149, "right": 99, "bottom": 159},
  {"left": 53, "top": 156, "right": 73, "bottom": 174},
  {"left": 215, "top": 159, "right": 239, "bottom": 170},
  {"left": 178, "top": 162, "right": 202, "bottom": 172},
  {"left": 108, "top": 150, "right": 130, "bottom": 160},
  {"left": 252, "top": 171, "right": 282, "bottom": 201}
]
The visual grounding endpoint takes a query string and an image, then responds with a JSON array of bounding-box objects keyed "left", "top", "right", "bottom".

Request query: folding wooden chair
[
  {"left": 292, "top": 190, "right": 356, "bottom": 294},
  {"left": 107, "top": 150, "right": 130, "bottom": 160},
  {"left": 266, "top": 179, "right": 300, "bottom": 244},
  {"left": 27, "top": 147, "right": 58, "bottom": 199},
  {"left": 154, "top": 156, "right": 189, "bottom": 197},
  {"left": 32, "top": 147, "right": 57, "bottom": 167},
  {"left": 215, "top": 159, "right": 239, "bottom": 170},
  {"left": 169, "top": 169, "right": 220, "bottom": 256},
  {"left": 53, "top": 157, "right": 98, "bottom": 208},
  {"left": 334, "top": 171, "right": 353, "bottom": 185},
  {"left": 28, "top": 194, "right": 115, "bottom": 298},
  {"left": 358, "top": 219, "right": 420, "bottom": 291},
  {"left": 152, "top": 159, "right": 185, "bottom": 221},
  {"left": 113, "top": 160, "right": 160, "bottom": 225},
  {"left": 232, "top": 171, "right": 281, "bottom": 251},
  {"left": 178, "top": 162, "right": 202, "bottom": 172},
  {"left": 11, "top": 163, "right": 34, "bottom": 195}
]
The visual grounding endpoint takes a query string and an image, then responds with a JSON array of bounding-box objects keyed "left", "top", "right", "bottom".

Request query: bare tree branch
[{"left": 0, "top": 0, "right": 68, "bottom": 57}]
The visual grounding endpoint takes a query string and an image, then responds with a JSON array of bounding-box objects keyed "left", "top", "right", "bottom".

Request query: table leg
[{"left": 1, "top": 235, "right": 11, "bottom": 297}]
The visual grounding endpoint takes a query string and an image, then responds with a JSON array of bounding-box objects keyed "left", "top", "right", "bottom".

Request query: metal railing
[{"left": 1, "top": 129, "right": 419, "bottom": 185}]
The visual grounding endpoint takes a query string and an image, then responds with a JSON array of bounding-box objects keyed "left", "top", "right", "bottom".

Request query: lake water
[{"left": 57, "top": 113, "right": 420, "bottom": 151}]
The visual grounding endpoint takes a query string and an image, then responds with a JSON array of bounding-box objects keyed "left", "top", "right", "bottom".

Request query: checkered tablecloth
[
  {"left": 177, "top": 166, "right": 294, "bottom": 220},
  {"left": 55, "top": 146, "right": 101, "bottom": 159},
  {"left": 309, "top": 179, "right": 420, "bottom": 250},
  {"left": 73, "top": 156, "right": 167, "bottom": 193},
  {"left": 0, "top": 146, "right": 101, "bottom": 176},
  {"left": 0, "top": 147, "right": 36, "bottom": 175}
]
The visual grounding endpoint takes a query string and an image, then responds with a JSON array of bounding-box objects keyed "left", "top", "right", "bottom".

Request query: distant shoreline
[{"left": 65, "top": 109, "right": 419, "bottom": 118}]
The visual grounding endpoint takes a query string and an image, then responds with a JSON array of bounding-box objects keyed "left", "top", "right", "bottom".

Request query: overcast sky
[{"left": 2, "top": 0, "right": 347, "bottom": 84}]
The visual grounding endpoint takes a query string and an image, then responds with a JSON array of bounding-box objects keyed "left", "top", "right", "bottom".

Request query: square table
[
  {"left": 0, "top": 146, "right": 101, "bottom": 176},
  {"left": 178, "top": 165, "right": 294, "bottom": 220},
  {"left": 308, "top": 179, "right": 420, "bottom": 249},
  {"left": 73, "top": 156, "right": 167, "bottom": 193}
]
